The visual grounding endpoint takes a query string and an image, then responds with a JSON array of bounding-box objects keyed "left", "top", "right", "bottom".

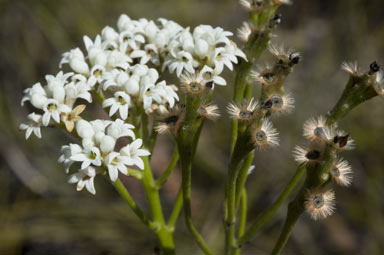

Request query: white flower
[
  {"left": 19, "top": 113, "right": 42, "bottom": 139},
  {"left": 58, "top": 143, "right": 83, "bottom": 173},
  {"left": 120, "top": 139, "right": 150, "bottom": 169},
  {"left": 68, "top": 166, "right": 97, "bottom": 195},
  {"left": 60, "top": 48, "right": 90, "bottom": 75},
  {"left": 102, "top": 91, "right": 131, "bottom": 120},
  {"left": 70, "top": 146, "right": 102, "bottom": 169},
  {"left": 167, "top": 51, "right": 196, "bottom": 77},
  {"left": 22, "top": 82, "right": 48, "bottom": 109},
  {"left": 76, "top": 119, "right": 95, "bottom": 139},
  {"left": 42, "top": 99, "right": 71, "bottom": 126},
  {"left": 199, "top": 65, "right": 226, "bottom": 86},
  {"left": 64, "top": 81, "right": 92, "bottom": 107},
  {"left": 107, "top": 119, "right": 135, "bottom": 140},
  {"left": 104, "top": 151, "right": 131, "bottom": 181}
]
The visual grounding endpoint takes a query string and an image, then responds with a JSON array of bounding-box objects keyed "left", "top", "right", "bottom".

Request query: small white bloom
[
  {"left": 58, "top": 143, "right": 83, "bottom": 173},
  {"left": 104, "top": 151, "right": 131, "bottom": 181},
  {"left": 60, "top": 48, "right": 89, "bottom": 75},
  {"left": 68, "top": 166, "right": 97, "bottom": 195},
  {"left": 19, "top": 113, "right": 42, "bottom": 139},
  {"left": 76, "top": 119, "right": 95, "bottom": 139},
  {"left": 42, "top": 99, "right": 71, "bottom": 126},
  {"left": 167, "top": 51, "right": 196, "bottom": 77},
  {"left": 107, "top": 119, "right": 135, "bottom": 140},
  {"left": 102, "top": 91, "right": 131, "bottom": 120},
  {"left": 70, "top": 146, "right": 102, "bottom": 169},
  {"left": 120, "top": 139, "right": 150, "bottom": 169}
]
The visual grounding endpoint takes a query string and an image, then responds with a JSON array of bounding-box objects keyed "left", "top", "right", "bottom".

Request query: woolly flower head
[
  {"left": 305, "top": 189, "right": 336, "bottom": 220},
  {"left": 198, "top": 103, "right": 220, "bottom": 120},
  {"left": 155, "top": 105, "right": 185, "bottom": 134},
  {"left": 341, "top": 61, "right": 360, "bottom": 76},
  {"left": 227, "top": 98, "right": 259, "bottom": 123},
  {"left": 332, "top": 130, "right": 355, "bottom": 151},
  {"left": 303, "top": 116, "right": 332, "bottom": 142},
  {"left": 330, "top": 158, "right": 353, "bottom": 186},
  {"left": 251, "top": 66, "right": 279, "bottom": 86},
  {"left": 268, "top": 44, "right": 300, "bottom": 67},
  {"left": 251, "top": 119, "right": 279, "bottom": 148},
  {"left": 239, "top": 0, "right": 264, "bottom": 12},
  {"left": 237, "top": 22, "right": 252, "bottom": 43},
  {"left": 263, "top": 93, "right": 295, "bottom": 114},
  {"left": 372, "top": 70, "right": 384, "bottom": 96},
  {"left": 292, "top": 145, "right": 322, "bottom": 165}
]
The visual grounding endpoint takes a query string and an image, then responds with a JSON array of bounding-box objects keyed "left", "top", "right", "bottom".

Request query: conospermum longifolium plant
[{"left": 20, "top": 0, "right": 383, "bottom": 254}]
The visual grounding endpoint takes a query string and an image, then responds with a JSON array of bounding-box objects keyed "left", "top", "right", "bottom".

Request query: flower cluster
[
  {"left": 226, "top": 44, "right": 299, "bottom": 150},
  {"left": 20, "top": 14, "right": 245, "bottom": 194},
  {"left": 59, "top": 119, "right": 149, "bottom": 194},
  {"left": 293, "top": 115, "right": 354, "bottom": 220}
]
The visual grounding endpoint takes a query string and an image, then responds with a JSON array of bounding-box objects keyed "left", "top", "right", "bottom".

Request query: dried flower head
[
  {"left": 332, "top": 130, "right": 355, "bottom": 151},
  {"left": 263, "top": 93, "right": 294, "bottom": 114},
  {"left": 305, "top": 189, "right": 336, "bottom": 220},
  {"left": 237, "top": 22, "right": 252, "bottom": 43},
  {"left": 251, "top": 67, "right": 279, "bottom": 86},
  {"left": 372, "top": 70, "right": 384, "bottom": 96},
  {"left": 180, "top": 73, "right": 209, "bottom": 97},
  {"left": 271, "top": 0, "right": 292, "bottom": 6},
  {"left": 155, "top": 105, "right": 184, "bottom": 134},
  {"left": 251, "top": 119, "right": 279, "bottom": 148},
  {"left": 227, "top": 98, "right": 259, "bottom": 122},
  {"left": 61, "top": 104, "right": 86, "bottom": 132},
  {"left": 292, "top": 145, "right": 322, "bottom": 165},
  {"left": 303, "top": 116, "right": 332, "bottom": 142},
  {"left": 198, "top": 103, "right": 220, "bottom": 120},
  {"left": 239, "top": 0, "right": 263, "bottom": 12},
  {"left": 341, "top": 61, "right": 360, "bottom": 76},
  {"left": 268, "top": 44, "right": 300, "bottom": 67},
  {"left": 330, "top": 158, "right": 353, "bottom": 186}
]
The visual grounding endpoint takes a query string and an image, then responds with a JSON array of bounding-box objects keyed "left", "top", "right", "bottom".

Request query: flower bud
[
  {"left": 124, "top": 78, "right": 140, "bottom": 95},
  {"left": 76, "top": 119, "right": 94, "bottom": 138},
  {"left": 100, "top": 135, "right": 116, "bottom": 154}
]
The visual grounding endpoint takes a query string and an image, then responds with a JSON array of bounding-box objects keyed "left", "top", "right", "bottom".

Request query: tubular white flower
[
  {"left": 120, "top": 138, "right": 150, "bottom": 170},
  {"left": 107, "top": 119, "right": 135, "bottom": 140},
  {"left": 104, "top": 151, "right": 130, "bottom": 181},
  {"left": 76, "top": 119, "right": 95, "bottom": 139},
  {"left": 58, "top": 143, "right": 83, "bottom": 173},
  {"left": 68, "top": 166, "right": 97, "bottom": 195},
  {"left": 102, "top": 91, "right": 131, "bottom": 120},
  {"left": 19, "top": 113, "right": 42, "bottom": 139},
  {"left": 42, "top": 99, "right": 71, "bottom": 126},
  {"left": 70, "top": 146, "right": 102, "bottom": 169}
]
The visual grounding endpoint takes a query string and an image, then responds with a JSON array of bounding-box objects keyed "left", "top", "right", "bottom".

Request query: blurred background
[{"left": 1, "top": 0, "right": 384, "bottom": 254}]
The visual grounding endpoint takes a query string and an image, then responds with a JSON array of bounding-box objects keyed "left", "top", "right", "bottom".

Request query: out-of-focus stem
[
  {"left": 238, "top": 164, "right": 306, "bottom": 246},
  {"left": 155, "top": 149, "right": 179, "bottom": 189},
  {"left": 167, "top": 188, "right": 183, "bottom": 228}
]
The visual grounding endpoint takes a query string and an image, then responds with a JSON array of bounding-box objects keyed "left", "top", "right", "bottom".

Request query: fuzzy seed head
[
  {"left": 237, "top": 22, "right": 252, "bottom": 43},
  {"left": 251, "top": 119, "right": 279, "bottom": 148},
  {"left": 155, "top": 105, "right": 184, "bottom": 134},
  {"left": 341, "top": 61, "right": 360, "bottom": 76},
  {"left": 180, "top": 73, "right": 207, "bottom": 97},
  {"left": 198, "top": 103, "right": 220, "bottom": 120},
  {"left": 305, "top": 189, "right": 336, "bottom": 220},
  {"left": 293, "top": 145, "right": 322, "bottom": 165},
  {"left": 227, "top": 98, "right": 259, "bottom": 122},
  {"left": 239, "top": 0, "right": 263, "bottom": 12},
  {"left": 330, "top": 158, "right": 353, "bottom": 186},
  {"left": 303, "top": 116, "right": 332, "bottom": 142},
  {"left": 264, "top": 93, "right": 295, "bottom": 114},
  {"left": 251, "top": 67, "right": 279, "bottom": 86}
]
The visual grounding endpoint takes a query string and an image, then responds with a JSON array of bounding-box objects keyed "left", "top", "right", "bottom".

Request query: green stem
[
  {"left": 111, "top": 178, "right": 154, "bottom": 229},
  {"left": 271, "top": 195, "right": 304, "bottom": 255},
  {"left": 225, "top": 134, "right": 254, "bottom": 255},
  {"left": 155, "top": 149, "right": 179, "bottom": 189},
  {"left": 234, "top": 152, "right": 254, "bottom": 210},
  {"left": 233, "top": 189, "right": 248, "bottom": 255},
  {"left": 167, "top": 188, "right": 183, "bottom": 228},
  {"left": 142, "top": 156, "right": 175, "bottom": 255},
  {"left": 176, "top": 95, "right": 213, "bottom": 254},
  {"left": 238, "top": 164, "right": 306, "bottom": 245}
]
